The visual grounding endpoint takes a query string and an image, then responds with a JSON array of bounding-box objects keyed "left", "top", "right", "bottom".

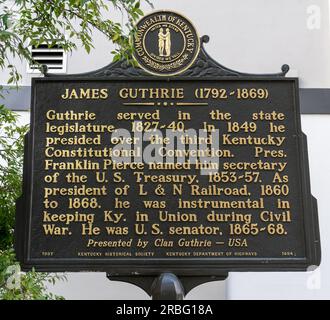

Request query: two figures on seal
[{"left": 158, "top": 28, "right": 171, "bottom": 57}]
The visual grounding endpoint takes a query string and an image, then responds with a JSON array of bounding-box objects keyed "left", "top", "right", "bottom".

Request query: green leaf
[
  {"left": 135, "top": 8, "right": 144, "bottom": 16},
  {"left": 2, "top": 13, "right": 9, "bottom": 29},
  {"left": 112, "top": 33, "right": 120, "bottom": 41},
  {"left": 113, "top": 53, "right": 121, "bottom": 62}
]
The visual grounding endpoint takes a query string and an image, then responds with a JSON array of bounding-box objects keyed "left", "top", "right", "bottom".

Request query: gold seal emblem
[{"left": 133, "top": 11, "right": 200, "bottom": 76}]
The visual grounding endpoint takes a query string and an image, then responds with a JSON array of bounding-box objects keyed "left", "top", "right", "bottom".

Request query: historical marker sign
[{"left": 15, "top": 11, "right": 320, "bottom": 278}]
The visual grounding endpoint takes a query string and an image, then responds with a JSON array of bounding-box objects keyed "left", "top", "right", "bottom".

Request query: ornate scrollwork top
[{"left": 44, "top": 35, "right": 289, "bottom": 78}]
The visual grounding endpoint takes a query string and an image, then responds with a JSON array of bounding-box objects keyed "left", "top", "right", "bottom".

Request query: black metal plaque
[
  {"left": 15, "top": 74, "right": 320, "bottom": 275},
  {"left": 15, "top": 11, "right": 320, "bottom": 283}
]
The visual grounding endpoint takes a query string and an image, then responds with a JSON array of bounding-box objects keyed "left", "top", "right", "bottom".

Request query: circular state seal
[{"left": 133, "top": 11, "right": 200, "bottom": 76}]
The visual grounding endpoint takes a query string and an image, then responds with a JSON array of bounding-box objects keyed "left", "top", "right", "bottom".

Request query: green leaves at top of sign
[{"left": 0, "top": 0, "right": 153, "bottom": 86}]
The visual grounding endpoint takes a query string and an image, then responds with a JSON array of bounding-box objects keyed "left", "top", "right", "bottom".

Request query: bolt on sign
[{"left": 15, "top": 11, "right": 320, "bottom": 293}]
